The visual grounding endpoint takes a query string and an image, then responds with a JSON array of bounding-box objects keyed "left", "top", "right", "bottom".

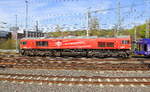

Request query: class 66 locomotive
[{"left": 19, "top": 36, "right": 131, "bottom": 58}]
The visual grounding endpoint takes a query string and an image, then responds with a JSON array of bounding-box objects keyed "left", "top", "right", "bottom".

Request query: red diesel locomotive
[{"left": 20, "top": 36, "right": 131, "bottom": 58}]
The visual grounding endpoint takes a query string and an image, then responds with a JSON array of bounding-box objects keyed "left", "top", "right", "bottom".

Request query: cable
[{"left": 91, "top": 3, "right": 145, "bottom": 13}]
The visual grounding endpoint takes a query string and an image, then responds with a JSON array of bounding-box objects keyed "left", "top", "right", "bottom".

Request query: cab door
[{"left": 143, "top": 44, "right": 147, "bottom": 52}]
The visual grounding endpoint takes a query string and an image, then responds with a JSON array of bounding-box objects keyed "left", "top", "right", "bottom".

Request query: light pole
[
  {"left": 15, "top": 15, "right": 18, "bottom": 27},
  {"left": 144, "top": 0, "right": 150, "bottom": 38},
  {"left": 25, "top": 0, "right": 29, "bottom": 38},
  {"left": 116, "top": 0, "right": 121, "bottom": 36},
  {"left": 87, "top": 7, "right": 91, "bottom": 37},
  {"left": 146, "top": 19, "right": 150, "bottom": 38},
  {"left": 35, "top": 21, "right": 39, "bottom": 32},
  {"left": 15, "top": 15, "right": 18, "bottom": 52},
  {"left": 134, "top": 23, "right": 137, "bottom": 50}
]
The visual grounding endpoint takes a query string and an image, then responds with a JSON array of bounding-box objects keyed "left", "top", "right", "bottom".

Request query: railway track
[
  {"left": 1, "top": 55, "right": 150, "bottom": 63},
  {"left": 0, "top": 73, "right": 149, "bottom": 87},
  {"left": 0, "top": 60, "right": 149, "bottom": 71},
  {"left": 13, "top": 64, "right": 150, "bottom": 71},
  {"left": 0, "top": 54, "right": 150, "bottom": 71},
  {"left": 0, "top": 53, "right": 150, "bottom": 62}
]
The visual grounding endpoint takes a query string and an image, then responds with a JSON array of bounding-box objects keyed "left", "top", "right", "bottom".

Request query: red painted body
[{"left": 20, "top": 37, "right": 131, "bottom": 50}]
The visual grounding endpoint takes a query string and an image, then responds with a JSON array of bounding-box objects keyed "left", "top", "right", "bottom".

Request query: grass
[{"left": 0, "top": 39, "right": 17, "bottom": 50}]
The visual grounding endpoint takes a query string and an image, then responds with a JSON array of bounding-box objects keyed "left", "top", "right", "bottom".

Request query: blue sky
[{"left": 0, "top": 0, "right": 149, "bottom": 32}]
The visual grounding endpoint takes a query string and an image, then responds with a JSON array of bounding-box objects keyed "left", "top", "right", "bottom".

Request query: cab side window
[
  {"left": 143, "top": 44, "right": 147, "bottom": 51},
  {"left": 21, "top": 42, "right": 27, "bottom": 45},
  {"left": 36, "top": 41, "right": 48, "bottom": 46}
]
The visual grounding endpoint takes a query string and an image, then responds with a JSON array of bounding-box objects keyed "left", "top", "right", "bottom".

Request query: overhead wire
[{"left": 29, "top": 0, "right": 148, "bottom": 32}]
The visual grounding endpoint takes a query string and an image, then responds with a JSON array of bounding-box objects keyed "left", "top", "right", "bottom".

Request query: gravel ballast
[
  {"left": 0, "top": 68, "right": 150, "bottom": 92},
  {"left": 0, "top": 68, "right": 150, "bottom": 77},
  {"left": 0, "top": 82, "right": 150, "bottom": 92}
]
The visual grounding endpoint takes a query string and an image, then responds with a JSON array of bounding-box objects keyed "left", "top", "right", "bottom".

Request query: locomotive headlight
[{"left": 23, "top": 47, "right": 27, "bottom": 48}]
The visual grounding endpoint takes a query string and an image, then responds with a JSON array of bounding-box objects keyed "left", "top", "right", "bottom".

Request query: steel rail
[
  {"left": 0, "top": 73, "right": 150, "bottom": 79},
  {"left": 0, "top": 73, "right": 150, "bottom": 85}
]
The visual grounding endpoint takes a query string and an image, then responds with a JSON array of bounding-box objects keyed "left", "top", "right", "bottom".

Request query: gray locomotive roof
[{"left": 21, "top": 35, "right": 130, "bottom": 40}]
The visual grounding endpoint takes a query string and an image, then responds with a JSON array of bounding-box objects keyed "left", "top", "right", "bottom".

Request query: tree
[
  {"left": 128, "top": 24, "right": 146, "bottom": 39},
  {"left": 50, "top": 25, "right": 63, "bottom": 37}
]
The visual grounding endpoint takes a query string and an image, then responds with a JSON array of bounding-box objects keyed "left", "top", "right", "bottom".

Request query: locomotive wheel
[
  {"left": 87, "top": 51, "right": 94, "bottom": 57},
  {"left": 24, "top": 50, "right": 29, "bottom": 56},
  {"left": 30, "top": 50, "right": 34, "bottom": 56},
  {"left": 120, "top": 53, "right": 129, "bottom": 58}
]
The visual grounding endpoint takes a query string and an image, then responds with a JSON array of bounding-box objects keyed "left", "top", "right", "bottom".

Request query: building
[
  {"left": 10, "top": 27, "right": 19, "bottom": 39},
  {"left": 10, "top": 26, "right": 45, "bottom": 39},
  {"left": 0, "top": 31, "right": 11, "bottom": 39},
  {"left": 24, "top": 30, "right": 45, "bottom": 38}
]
